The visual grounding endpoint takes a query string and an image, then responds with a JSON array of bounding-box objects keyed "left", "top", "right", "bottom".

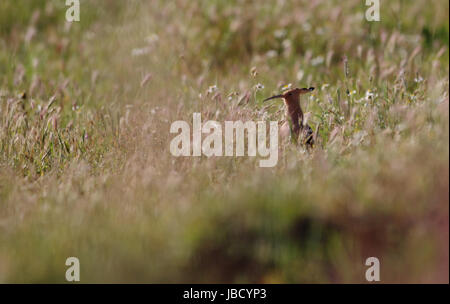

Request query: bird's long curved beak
[{"left": 263, "top": 94, "right": 283, "bottom": 102}]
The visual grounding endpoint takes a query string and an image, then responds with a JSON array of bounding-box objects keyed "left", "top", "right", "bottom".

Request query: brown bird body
[{"left": 264, "top": 87, "right": 315, "bottom": 147}]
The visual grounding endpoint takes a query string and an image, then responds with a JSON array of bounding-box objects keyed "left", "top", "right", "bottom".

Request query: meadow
[{"left": 0, "top": 0, "right": 448, "bottom": 283}]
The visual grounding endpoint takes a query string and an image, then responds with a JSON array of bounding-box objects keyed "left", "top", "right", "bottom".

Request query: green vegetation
[{"left": 0, "top": 0, "right": 448, "bottom": 283}]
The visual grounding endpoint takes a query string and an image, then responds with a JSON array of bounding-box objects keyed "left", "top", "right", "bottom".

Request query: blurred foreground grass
[{"left": 0, "top": 0, "right": 448, "bottom": 283}]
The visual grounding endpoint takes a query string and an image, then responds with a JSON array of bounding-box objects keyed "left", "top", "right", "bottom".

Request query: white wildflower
[
  {"left": 131, "top": 47, "right": 151, "bottom": 57},
  {"left": 281, "top": 83, "right": 292, "bottom": 91},
  {"left": 274, "top": 29, "right": 286, "bottom": 39},
  {"left": 145, "top": 33, "right": 159, "bottom": 45},
  {"left": 302, "top": 23, "right": 311, "bottom": 31},
  {"left": 282, "top": 39, "right": 292, "bottom": 50},
  {"left": 365, "top": 90, "right": 378, "bottom": 101},
  {"left": 207, "top": 85, "right": 218, "bottom": 94},
  {"left": 255, "top": 83, "right": 265, "bottom": 91},
  {"left": 414, "top": 75, "right": 424, "bottom": 83},
  {"left": 311, "top": 56, "right": 324, "bottom": 66},
  {"left": 266, "top": 50, "right": 278, "bottom": 59}
]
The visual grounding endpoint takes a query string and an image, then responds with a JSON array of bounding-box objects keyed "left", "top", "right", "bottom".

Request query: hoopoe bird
[{"left": 263, "top": 87, "right": 316, "bottom": 148}]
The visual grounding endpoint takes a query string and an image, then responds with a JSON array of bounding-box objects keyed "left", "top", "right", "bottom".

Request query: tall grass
[{"left": 0, "top": 0, "right": 448, "bottom": 283}]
